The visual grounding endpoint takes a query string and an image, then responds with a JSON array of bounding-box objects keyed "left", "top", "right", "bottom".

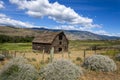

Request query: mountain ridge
[
  {"left": 32, "top": 27, "right": 120, "bottom": 40},
  {"left": 0, "top": 26, "right": 120, "bottom": 40}
]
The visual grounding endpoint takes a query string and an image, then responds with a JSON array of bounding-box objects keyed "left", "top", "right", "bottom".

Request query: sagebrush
[
  {"left": 83, "top": 55, "right": 117, "bottom": 72},
  {"left": 0, "top": 54, "right": 5, "bottom": 61},
  {"left": 115, "top": 53, "right": 120, "bottom": 61},
  {"left": 39, "top": 59, "right": 83, "bottom": 80},
  {"left": 0, "top": 57, "right": 38, "bottom": 80}
]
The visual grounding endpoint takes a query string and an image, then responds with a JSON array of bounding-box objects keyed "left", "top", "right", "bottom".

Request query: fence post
[
  {"left": 14, "top": 51, "right": 16, "bottom": 57},
  {"left": 50, "top": 47, "right": 54, "bottom": 62},
  {"left": 42, "top": 49, "right": 45, "bottom": 63},
  {"left": 23, "top": 53, "right": 25, "bottom": 57},
  {"left": 83, "top": 49, "right": 86, "bottom": 63},
  {"left": 68, "top": 51, "right": 71, "bottom": 59}
]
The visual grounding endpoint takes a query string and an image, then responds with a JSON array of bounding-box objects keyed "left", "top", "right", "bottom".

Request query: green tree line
[{"left": 0, "top": 34, "right": 34, "bottom": 43}]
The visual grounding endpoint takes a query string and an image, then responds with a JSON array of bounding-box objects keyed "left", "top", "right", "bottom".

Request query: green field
[
  {"left": 0, "top": 40, "right": 120, "bottom": 52},
  {"left": 70, "top": 40, "right": 120, "bottom": 48},
  {"left": 70, "top": 40, "right": 120, "bottom": 46},
  {"left": 0, "top": 43, "right": 32, "bottom": 51}
]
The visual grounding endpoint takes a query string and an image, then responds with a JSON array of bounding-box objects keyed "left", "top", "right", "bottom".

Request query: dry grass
[
  {"left": 0, "top": 26, "right": 41, "bottom": 37},
  {"left": 81, "top": 62, "right": 120, "bottom": 80},
  {"left": 0, "top": 50, "right": 119, "bottom": 80}
]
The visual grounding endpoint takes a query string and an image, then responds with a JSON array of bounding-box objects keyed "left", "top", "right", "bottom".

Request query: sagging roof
[{"left": 32, "top": 31, "right": 64, "bottom": 44}]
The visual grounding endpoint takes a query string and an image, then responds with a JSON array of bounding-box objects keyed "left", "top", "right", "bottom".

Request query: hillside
[
  {"left": 32, "top": 28, "right": 120, "bottom": 40},
  {"left": 0, "top": 26, "right": 120, "bottom": 40},
  {"left": 0, "top": 26, "right": 42, "bottom": 37}
]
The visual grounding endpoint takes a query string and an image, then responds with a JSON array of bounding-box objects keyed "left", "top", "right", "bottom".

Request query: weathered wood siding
[
  {"left": 52, "top": 33, "right": 68, "bottom": 53},
  {"left": 32, "top": 43, "right": 51, "bottom": 53},
  {"left": 32, "top": 32, "right": 68, "bottom": 53}
]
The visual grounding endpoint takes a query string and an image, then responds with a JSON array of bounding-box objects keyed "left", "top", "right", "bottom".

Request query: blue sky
[{"left": 0, "top": 0, "right": 120, "bottom": 36}]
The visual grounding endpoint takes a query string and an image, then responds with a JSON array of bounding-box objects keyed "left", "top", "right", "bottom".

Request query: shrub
[
  {"left": 115, "top": 53, "right": 120, "bottom": 61},
  {"left": 0, "top": 54, "right": 5, "bottom": 61},
  {"left": 39, "top": 59, "right": 83, "bottom": 80},
  {"left": 83, "top": 55, "right": 117, "bottom": 72},
  {"left": 40, "top": 60, "right": 44, "bottom": 65},
  {"left": 32, "top": 58, "right": 36, "bottom": 61},
  {"left": 76, "top": 57, "right": 82, "bottom": 62},
  {"left": 0, "top": 57, "right": 38, "bottom": 80}
]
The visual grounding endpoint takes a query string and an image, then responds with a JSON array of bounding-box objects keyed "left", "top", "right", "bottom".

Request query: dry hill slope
[{"left": 0, "top": 26, "right": 120, "bottom": 40}]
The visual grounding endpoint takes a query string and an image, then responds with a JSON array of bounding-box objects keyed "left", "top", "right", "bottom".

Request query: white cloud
[
  {"left": 0, "top": 13, "right": 38, "bottom": 28},
  {"left": 9, "top": 0, "right": 101, "bottom": 28},
  {"left": 111, "top": 33, "right": 120, "bottom": 37},
  {"left": 93, "top": 30, "right": 110, "bottom": 35},
  {"left": 0, "top": 1, "right": 4, "bottom": 9},
  {"left": 92, "top": 30, "right": 120, "bottom": 37},
  {"left": 54, "top": 25, "right": 101, "bottom": 31},
  {"left": 54, "top": 25, "right": 79, "bottom": 30},
  {"left": 107, "top": 33, "right": 120, "bottom": 37},
  {"left": 0, "top": 13, "right": 7, "bottom": 18}
]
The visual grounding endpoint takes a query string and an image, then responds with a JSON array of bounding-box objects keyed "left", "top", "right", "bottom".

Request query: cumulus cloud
[
  {"left": 0, "top": 1, "right": 4, "bottom": 9},
  {"left": 92, "top": 30, "right": 120, "bottom": 37},
  {"left": 0, "top": 13, "right": 7, "bottom": 18},
  {"left": 9, "top": 0, "right": 101, "bottom": 28},
  {"left": 93, "top": 30, "right": 109, "bottom": 35},
  {"left": 0, "top": 13, "right": 36, "bottom": 28},
  {"left": 54, "top": 25, "right": 101, "bottom": 31},
  {"left": 54, "top": 25, "right": 79, "bottom": 30}
]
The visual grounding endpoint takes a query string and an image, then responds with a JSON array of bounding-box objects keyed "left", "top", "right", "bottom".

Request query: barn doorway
[{"left": 58, "top": 48, "right": 62, "bottom": 52}]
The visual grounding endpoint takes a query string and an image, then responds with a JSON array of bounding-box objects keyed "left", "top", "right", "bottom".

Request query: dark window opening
[
  {"left": 59, "top": 35, "right": 63, "bottom": 40},
  {"left": 59, "top": 42, "right": 62, "bottom": 45},
  {"left": 58, "top": 48, "right": 62, "bottom": 52}
]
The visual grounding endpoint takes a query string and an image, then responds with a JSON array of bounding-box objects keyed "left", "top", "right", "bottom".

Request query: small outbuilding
[{"left": 32, "top": 31, "right": 69, "bottom": 53}]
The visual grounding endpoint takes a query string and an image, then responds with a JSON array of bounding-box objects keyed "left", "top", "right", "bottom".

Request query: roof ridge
[{"left": 32, "top": 31, "right": 64, "bottom": 44}]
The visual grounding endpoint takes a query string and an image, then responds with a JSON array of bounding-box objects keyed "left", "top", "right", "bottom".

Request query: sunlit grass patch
[{"left": 0, "top": 43, "right": 32, "bottom": 51}]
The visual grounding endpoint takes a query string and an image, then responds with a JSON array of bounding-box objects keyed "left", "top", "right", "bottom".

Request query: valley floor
[{"left": 0, "top": 40, "right": 120, "bottom": 80}]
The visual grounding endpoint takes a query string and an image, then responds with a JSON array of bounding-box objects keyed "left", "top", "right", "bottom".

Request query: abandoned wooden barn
[{"left": 32, "top": 31, "right": 69, "bottom": 53}]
